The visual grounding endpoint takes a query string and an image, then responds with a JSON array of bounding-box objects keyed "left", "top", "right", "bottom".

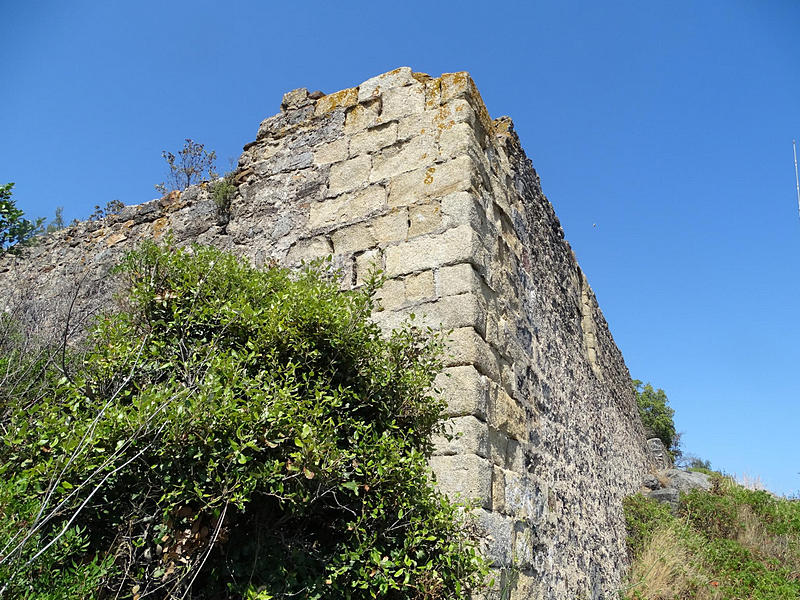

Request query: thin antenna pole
[{"left": 794, "top": 140, "right": 800, "bottom": 219}]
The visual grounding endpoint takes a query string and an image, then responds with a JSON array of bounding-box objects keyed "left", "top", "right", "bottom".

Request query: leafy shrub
[
  {"left": 0, "top": 242, "right": 487, "bottom": 598},
  {"left": 681, "top": 487, "right": 739, "bottom": 539},
  {"left": 209, "top": 173, "right": 237, "bottom": 225},
  {"left": 622, "top": 494, "right": 674, "bottom": 558}
]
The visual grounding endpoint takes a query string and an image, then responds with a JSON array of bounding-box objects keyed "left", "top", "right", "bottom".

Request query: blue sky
[{"left": 2, "top": 1, "right": 799, "bottom": 494}]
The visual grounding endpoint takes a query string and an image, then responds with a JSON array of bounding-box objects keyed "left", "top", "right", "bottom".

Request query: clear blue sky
[{"left": 3, "top": 1, "right": 799, "bottom": 494}]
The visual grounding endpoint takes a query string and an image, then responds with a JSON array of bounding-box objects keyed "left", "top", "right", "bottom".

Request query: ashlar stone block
[
  {"left": 432, "top": 415, "right": 489, "bottom": 458},
  {"left": 313, "top": 138, "right": 348, "bottom": 165},
  {"left": 387, "top": 155, "right": 476, "bottom": 208},
  {"left": 330, "top": 207, "right": 408, "bottom": 254},
  {"left": 373, "top": 293, "right": 486, "bottom": 337},
  {"left": 384, "top": 224, "right": 478, "bottom": 276},
  {"left": 488, "top": 384, "right": 528, "bottom": 442},
  {"left": 357, "top": 66, "right": 415, "bottom": 102},
  {"left": 370, "top": 135, "right": 438, "bottom": 183},
  {"left": 314, "top": 87, "right": 358, "bottom": 117},
  {"left": 374, "top": 278, "right": 405, "bottom": 311},
  {"left": 355, "top": 249, "right": 381, "bottom": 286},
  {"left": 344, "top": 100, "right": 380, "bottom": 133},
  {"left": 328, "top": 155, "right": 372, "bottom": 196},
  {"left": 403, "top": 270, "right": 434, "bottom": 301},
  {"left": 430, "top": 453, "right": 492, "bottom": 509},
  {"left": 433, "top": 365, "right": 488, "bottom": 420},
  {"left": 408, "top": 204, "right": 442, "bottom": 238},
  {"left": 397, "top": 99, "right": 475, "bottom": 142},
  {"left": 438, "top": 262, "right": 483, "bottom": 297},
  {"left": 285, "top": 236, "right": 333, "bottom": 265},
  {"left": 445, "top": 327, "right": 500, "bottom": 381},
  {"left": 309, "top": 185, "right": 385, "bottom": 230},
  {"left": 380, "top": 84, "right": 425, "bottom": 121},
  {"left": 349, "top": 122, "right": 398, "bottom": 156},
  {"left": 473, "top": 509, "right": 514, "bottom": 566},
  {"left": 439, "top": 121, "right": 482, "bottom": 159}
]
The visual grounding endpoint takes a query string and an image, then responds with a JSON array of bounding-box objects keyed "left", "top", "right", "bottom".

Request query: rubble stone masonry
[{"left": 0, "top": 68, "right": 652, "bottom": 599}]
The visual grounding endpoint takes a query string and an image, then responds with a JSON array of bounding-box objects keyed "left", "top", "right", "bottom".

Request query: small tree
[
  {"left": 634, "top": 379, "right": 680, "bottom": 459},
  {"left": 156, "top": 139, "right": 217, "bottom": 194},
  {"left": 0, "top": 183, "right": 43, "bottom": 254},
  {"left": 45, "top": 207, "right": 65, "bottom": 233}
]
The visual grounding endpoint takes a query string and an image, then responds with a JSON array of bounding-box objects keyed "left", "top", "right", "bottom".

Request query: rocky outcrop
[
  {"left": 0, "top": 68, "right": 653, "bottom": 599},
  {"left": 644, "top": 469, "right": 713, "bottom": 510}
]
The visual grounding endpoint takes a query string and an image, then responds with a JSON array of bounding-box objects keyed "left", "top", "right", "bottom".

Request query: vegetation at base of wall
[
  {"left": 622, "top": 474, "right": 800, "bottom": 599},
  {"left": 0, "top": 241, "right": 488, "bottom": 599},
  {"left": 0, "top": 182, "right": 44, "bottom": 255},
  {"left": 633, "top": 380, "right": 680, "bottom": 460}
]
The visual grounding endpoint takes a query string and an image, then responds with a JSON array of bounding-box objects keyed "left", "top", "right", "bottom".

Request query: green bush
[
  {"left": 633, "top": 380, "right": 679, "bottom": 458},
  {"left": 209, "top": 173, "right": 237, "bottom": 225},
  {"left": 622, "top": 493, "right": 674, "bottom": 557},
  {"left": 0, "top": 242, "right": 487, "bottom": 599}
]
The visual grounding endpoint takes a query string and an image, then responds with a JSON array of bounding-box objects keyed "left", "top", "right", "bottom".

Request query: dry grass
[
  {"left": 735, "top": 505, "right": 800, "bottom": 571},
  {"left": 735, "top": 473, "right": 768, "bottom": 491},
  {"left": 623, "top": 525, "right": 717, "bottom": 600},
  {"left": 654, "top": 470, "right": 670, "bottom": 488}
]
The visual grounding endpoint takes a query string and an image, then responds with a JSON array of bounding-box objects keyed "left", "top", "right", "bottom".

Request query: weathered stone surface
[
  {"left": 313, "top": 138, "right": 348, "bottom": 165},
  {"left": 314, "top": 87, "right": 358, "bottom": 116},
  {"left": 430, "top": 454, "right": 492, "bottom": 509},
  {"left": 349, "top": 122, "right": 398, "bottom": 156},
  {"left": 664, "top": 469, "right": 712, "bottom": 493},
  {"left": 643, "top": 474, "right": 661, "bottom": 490},
  {"left": 357, "top": 66, "right": 415, "bottom": 102},
  {"left": 433, "top": 416, "right": 489, "bottom": 458},
  {"left": 0, "top": 67, "right": 653, "bottom": 600},
  {"left": 308, "top": 185, "right": 386, "bottom": 230},
  {"left": 647, "top": 437, "right": 672, "bottom": 470},
  {"left": 384, "top": 224, "right": 478, "bottom": 276},
  {"left": 648, "top": 487, "right": 680, "bottom": 509},
  {"left": 328, "top": 155, "right": 372, "bottom": 196},
  {"left": 434, "top": 365, "right": 488, "bottom": 419}
]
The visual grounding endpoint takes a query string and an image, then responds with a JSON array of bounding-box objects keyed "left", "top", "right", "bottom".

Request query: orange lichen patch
[
  {"left": 159, "top": 190, "right": 188, "bottom": 213},
  {"left": 493, "top": 116, "right": 515, "bottom": 139},
  {"left": 440, "top": 72, "right": 471, "bottom": 102},
  {"left": 344, "top": 101, "right": 380, "bottom": 132},
  {"left": 314, "top": 87, "right": 358, "bottom": 116},
  {"left": 423, "top": 76, "right": 442, "bottom": 109},
  {"left": 433, "top": 106, "right": 457, "bottom": 133},
  {"left": 412, "top": 71, "right": 432, "bottom": 84},
  {"left": 152, "top": 216, "right": 169, "bottom": 239},
  {"left": 440, "top": 72, "right": 494, "bottom": 136},
  {"left": 423, "top": 167, "right": 435, "bottom": 185}
]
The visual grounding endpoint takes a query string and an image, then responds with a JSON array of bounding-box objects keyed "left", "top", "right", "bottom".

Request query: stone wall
[{"left": 0, "top": 67, "right": 652, "bottom": 599}]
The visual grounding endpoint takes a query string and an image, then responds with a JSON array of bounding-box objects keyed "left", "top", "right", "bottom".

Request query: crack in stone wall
[{"left": 0, "top": 67, "right": 652, "bottom": 600}]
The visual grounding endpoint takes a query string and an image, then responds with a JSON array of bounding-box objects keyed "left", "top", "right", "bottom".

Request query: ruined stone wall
[{"left": 0, "top": 68, "right": 652, "bottom": 599}]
